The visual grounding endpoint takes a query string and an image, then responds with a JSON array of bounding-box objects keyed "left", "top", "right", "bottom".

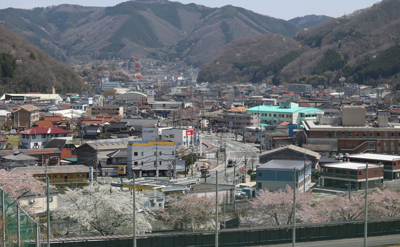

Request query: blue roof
[
  {"left": 258, "top": 160, "right": 310, "bottom": 170},
  {"left": 63, "top": 158, "right": 77, "bottom": 162}
]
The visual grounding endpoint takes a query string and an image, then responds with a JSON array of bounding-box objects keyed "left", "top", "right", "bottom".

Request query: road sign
[{"left": 229, "top": 122, "right": 233, "bottom": 126}]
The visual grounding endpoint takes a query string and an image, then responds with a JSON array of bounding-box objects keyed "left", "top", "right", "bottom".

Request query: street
[{"left": 199, "top": 132, "right": 260, "bottom": 184}]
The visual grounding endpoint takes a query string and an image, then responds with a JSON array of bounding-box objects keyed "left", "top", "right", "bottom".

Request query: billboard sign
[
  {"left": 186, "top": 130, "right": 193, "bottom": 136},
  {"left": 147, "top": 90, "right": 155, "bottom": 96},
  {"left": 108, "top": 95, "right": 113, "bottom": 100}
]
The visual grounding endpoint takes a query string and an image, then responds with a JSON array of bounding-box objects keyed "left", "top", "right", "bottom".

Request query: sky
[{"left": 0, "top": 0, "right": 381, "bottom": 20}]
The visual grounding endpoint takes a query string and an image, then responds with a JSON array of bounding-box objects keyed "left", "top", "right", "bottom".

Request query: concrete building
[
  {"left": 247, "top": 102, "right": 324, "bottom": 125},
  {"left": 161, "top": 128, "right": 194, "bottom": 147},
  {"left": 86, "top": 105, "right": 124, "bottom": 116},
  {"left": 142, "top": 126, "right": 171, "bottom": 141},
  {"left": 256, "top": 160, "right": 312, "bottom": 191},
  {"left": 321, "top": 162, "right": 383, "bottom": 190},
  {"left": 127, "top": 140, "right": 176, "bottom": 177},
  {"left": 215, "top": 113, "right": 259, "bottom": 130},
  {"left": 0, "top": 148, "right": 62, "bottom": 167},
  {"left": 0, "top": 94, "right": 64, "bottom": 105},
  {"left": 346, "top": 153, "right": 400, "bottom": 180}
]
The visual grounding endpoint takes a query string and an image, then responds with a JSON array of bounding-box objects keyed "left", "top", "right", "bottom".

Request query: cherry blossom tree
[
  {"left": 53, "top": 183, "right": 153, "bottom": 236},
  {"left": 241, "top": 185, "right": 313, "bottom": 227},
  {"left": 0, "top": 170, "right": 46, "bottom": 203},
  {"left": 368, "top": 188, "right": 400, "bottom": 219},
  {"left": 159, "top": 193, "right": 220, "bottom": 231}
]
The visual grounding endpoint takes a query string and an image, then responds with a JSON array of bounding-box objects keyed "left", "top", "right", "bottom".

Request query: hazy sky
[{"left": 0, "top": 0, "right": 381, "bottom": 20}]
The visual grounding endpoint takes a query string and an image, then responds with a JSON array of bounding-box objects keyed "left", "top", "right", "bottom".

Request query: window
[
  {"left": 141, "top": 152, "right": 144, "bottom": 156},
  {"left": 384, "top": 141, "right": 387, "bottom": 147},
  {"left": 326, "top": 132, "right": 332, "bottom": 138},
  {"left": 141, "top": 161, "right": 144, "bottom": 166},
  {"left": 341, "top": 132, "right": 345, "bottom": 137},
  {"left": 257, "top": 172, "right": 262, "bottom": 177},
  {"left": 348, "top": 132, "right": 352, "bottom": 137},
  {"left": 377, "top": 132, "right": 380, "bottom": 137},
  {"left": 42, "top": 134, "right": 46, "bottom": 138},
  {"left": 392, "top": 132, "right": 395, "bottom": 137},
  {"left": 378, "top": 142, "right": 381, "bottom": 147},
  {"left": 257, "top": 183, "right": 262, "bottom": 190},
  {"left": 172, "top": 151, "right": 175, "bottom": 155},
  {"left": 49, "top": 196, "right": 53, "bottom": 202},
  {"left": 134, "top": 162, "right": 138, "bottom": 166},
  {"left": 55, "top": 134, "right": 59, "bottom": 137},
  {"left": 66, "top": 144, "right": 71, "bottom": 150},
  {"left": 374, "top": 170, "right": 377, "bottom": 175},
  {"left": 359, "top": 171, "right": 362, "bottom": 175},
  {"left": 32, "top": 135, "right": 36, "bottom": 139},
  {"left": 134, "top": 152, "right": 138, "bottom": 156},
  {"left": 363, "top": 132, "right": 366, "bottom": 137},
  {"left": 154, "top": 151, "right": 156, "bottom": 155},
  {"left": 392, "top": 142, "right": 395, "bottom": 147},
  {"left": 169, "top": 134, "right": 175, "bottom": 138},
  {"left": 159, "top": 151, "right": 162, "bottom": 155},
  {"left": 370, "top": 132, "right": 373, "bottom": 137},
  {"left": 71, "top": 150, "right": 76, "bottom": 155},
  {"left": 355, "top": 132, "right": 359, "bottom": 137}
]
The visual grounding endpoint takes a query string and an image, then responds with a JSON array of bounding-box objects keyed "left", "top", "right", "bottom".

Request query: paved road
[
  {"left": 199, "top": 133, "right": 260, "bottom": 184},
  {"left": 250, "top": 234, "right": 400, "bottom": 247}
]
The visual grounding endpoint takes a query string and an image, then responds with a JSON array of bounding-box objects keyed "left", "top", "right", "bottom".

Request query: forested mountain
[
  {"left": 289, "top": 15, "right": 332, "bottom": 29},
  {"left": 0, "top": 1, "right": 302, "bottom": 67},
  {"left": 198, "top": 0, "right": 400, "bottom": 88},
  {"left": 0, "top": 24, "right": 85, "bottom": 95}
]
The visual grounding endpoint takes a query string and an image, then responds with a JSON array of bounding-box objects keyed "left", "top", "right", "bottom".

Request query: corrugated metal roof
[
  {"left": 247, "top": 105, "right": 324, "bottom": 114},
  {"left": 9, "top": 165, "right": 89, "bottom": 175},
  {"left": 258, "top": 160, "right": 310, "bottom": 170}
]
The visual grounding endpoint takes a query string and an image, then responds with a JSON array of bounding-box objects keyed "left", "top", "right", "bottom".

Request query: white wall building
[
  {"left": 127, "top": 141, "right": 176, "bottom": 177},
  {"left": 18, "top": 127, "right": 73, "bottom": 149},
  {"left": 161, "top": 128, "right": 194, "bottom": 147},
  {"left": 142, "top": 126, "right": 171, "bottom": 141}
]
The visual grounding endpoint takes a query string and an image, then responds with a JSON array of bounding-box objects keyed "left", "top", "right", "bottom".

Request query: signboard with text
[{"left": 186, "top": 130, "right": 193, "bottom": 136}]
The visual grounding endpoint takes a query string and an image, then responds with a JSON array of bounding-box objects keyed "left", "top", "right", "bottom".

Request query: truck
[{"left": 227, "top": 159, "right": 236, "bottom": 167}]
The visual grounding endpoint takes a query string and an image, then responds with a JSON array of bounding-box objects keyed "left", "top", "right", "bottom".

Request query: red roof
[
  {"left": 44, "top": 116, "right": 63, "bottom": 121},
  {"left": 60, "top": 105, "right": 71, "bottom": 109},
  {"left": 35, "top": 121, "right": 54, "bottom": 128},
  {"left": 18, "top": 127, "right": 72, "bottom": 135}
]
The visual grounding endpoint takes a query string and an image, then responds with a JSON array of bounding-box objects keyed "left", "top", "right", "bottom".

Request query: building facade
[
  {"left": 11, "top": 105, "right": 40, "bottom": 129},
  {"left": 247, "top": 102, "right": 324, "bottom": 125},
  {"left": 346, "top": 153, "right": 400, "bottom": 180},
  {"left": 127, "top": 141, "right": 176, "bottom": 177},
  {"left": 215, "top": 113, "right": 259, "bottom": 129},
  {"left": 256, "top": 160, "right": 312, "bottom": 192},
  {"left": 86, "top": 105, "right": 124, "bottom": 116},
  {"left": 18, "top": 127, "right": 72, "bottom": 149}
]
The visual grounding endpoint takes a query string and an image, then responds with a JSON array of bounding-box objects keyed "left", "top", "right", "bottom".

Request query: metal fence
[
  {"left": 1, "top": 188, "right": 39, "bottom": 247},
  {"left": 46, "top": 217, "right": 400, "bottom": 247}
]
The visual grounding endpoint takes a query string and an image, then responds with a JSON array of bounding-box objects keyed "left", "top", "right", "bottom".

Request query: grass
[{"left": 7, "top": 135, "right": 19, "bottom": 149}]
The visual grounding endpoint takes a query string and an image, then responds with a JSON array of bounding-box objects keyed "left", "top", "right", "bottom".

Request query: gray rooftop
[
  {"left": 9, "top": 165, "right": 90, "bottom": 175},
  {"left": 347, "top": 153, "right": 400, "bottom": 162},
  {"left": 258, "top": 160, "right": 311, "bottom": 170}
]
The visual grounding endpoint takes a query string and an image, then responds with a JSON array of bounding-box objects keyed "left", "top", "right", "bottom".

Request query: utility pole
[
  {"left": 364, "top": 162, "right": 369, "bottom": 247},
  {"left": 133, "top": 174, "right": 136, "bottom": 247},
  {"left": 215, "top": 170, "right": 219, "bottom": 247},
  {"left": 292, "top": 167, "right": 296, "bottom": 247},
  {"left": 224, "top": 142, "right": 227, "bottom": 181},
  {"left": 173, "top": 146, "right": 177, "bottom": 179},
  {"left": 155, "top": 139, "right": 159, "bottom": 178},
  {"left": 47, "top": 176, "right": 50, "bottom": 247}
]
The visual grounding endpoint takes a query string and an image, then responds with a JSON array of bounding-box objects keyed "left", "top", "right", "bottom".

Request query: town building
[
  {"left": 215, "top": 113, "right": 259, "bottom": 130},
  {"left": 0, "top": 93, "right": 64, "bottom": 105},
  {"left": 11, "top": 105, "right": 40, "bottom": 129},
  {"left": 44, "top": 139, "right": 77, "bottom": 162},
  {"left": 287, "top": 84, "right": 313, "bottom": 93},
  {"left": 127, "top": 140, "right": 176, "bottom": 177},
  {"left": 247, "top": 102, "right": 324, "bottom": 125},
  {"left": 321, "top": 162, "right": 383, "bottom": 190},
  {"left": 345, "top": 153, "right": 400, "bottom": 180},
  {"left": 86, "top": 105, "right": 124, "bottom": 116},
  {"left": 18, "top": 127, "right": 72, "bottom": 149},
  {"left": 256, "top": 160, "right": 312, "bottom": 191},
  {"left": 161, "top": 128, "right": 194, "bottom": 147}
]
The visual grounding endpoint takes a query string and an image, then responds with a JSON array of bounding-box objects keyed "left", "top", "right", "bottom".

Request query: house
[
  {"left": 11, "top": 105, "right": 40, "bottom": 129},
  {"left": 256, "top": 160, "right": 312, "bottom": 191},
  {"left": 76, "top": 140, "right": 129, "bottom": 171},
  {"left": 0, "top": 148, "right": 62, "bottom": 166},
  {"left": 101, "top": 149, "right": 128, "bottom": 176},
  {"left": 321, "top": 162, "right": 383, "bottom": 190},
  {"left": 1, "top": 151, "right": 38, "bottom": 166},
  {"left": 18, "top": 127, "right": 72, "bottom": 149},
  {"left": 44, "top": 139, "right": 77, "bottom": 161}
]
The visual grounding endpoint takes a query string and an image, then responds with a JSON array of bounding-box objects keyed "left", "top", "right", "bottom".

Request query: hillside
[
  {"left": 0, "top": 1, "right": 301, "bottom": 67},
  {"left": 198, "top": 0, "right": 400, "bottom": 87},
  {"left": 289, "top": 15, "right": 332, "bottom": 29},
  {"left": 0, "top": 24, "right": 85, "bottom": 95}
]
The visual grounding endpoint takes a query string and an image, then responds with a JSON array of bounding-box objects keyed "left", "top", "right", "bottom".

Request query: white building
[
  {"left": 127, "top": 141, "right": 176, "bottom": 177},
  {"left": 18, "top": 127, "right": 73, "bottom": 149},
  {"left": 161, "top": 128, "right": 194, "bottom": 147},
  {"left": 142, "top": 126, "right": 171, "bottom": 141}
]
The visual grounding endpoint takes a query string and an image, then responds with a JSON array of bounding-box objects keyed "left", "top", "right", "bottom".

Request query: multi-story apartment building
[
  {"left": 127, "top": 141, "right": 176, "bottom": 177},
  {"left": 346, "top": 153, "right": 400, "bottom": 180},
  {"left": 86, "top": 105, "right": 124, "bottom": 116},
  {"left": 215, "top": 113, "right": 259, "bottom": 129}
]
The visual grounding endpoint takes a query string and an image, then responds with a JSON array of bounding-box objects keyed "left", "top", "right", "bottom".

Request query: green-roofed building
[{"left": 247, "top": 102, "right": 324, "bottom": 125}]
